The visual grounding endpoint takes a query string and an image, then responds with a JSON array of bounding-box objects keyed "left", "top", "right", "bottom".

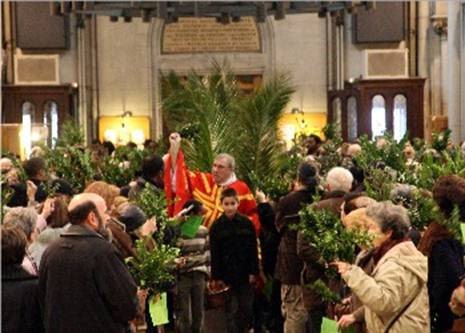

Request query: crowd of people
[{"left": 2, "top": 131, "right": 465, "bottom": 333}]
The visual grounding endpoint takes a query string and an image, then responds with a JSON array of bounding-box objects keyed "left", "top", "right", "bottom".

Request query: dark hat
[
  {"left": 298, "top": 162, "right": 317, "bottom": 188},
  {"left": 142, "top": 155, "right": 164, "bottom": 180},
  {"left": 118, "top": 204, "right": 147, "bottom": 232},
  {"left": 51, "top": 179, "right": 74, "bottom": 197}
]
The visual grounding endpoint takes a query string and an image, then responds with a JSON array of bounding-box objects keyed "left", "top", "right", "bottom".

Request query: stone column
[
  {"left": 417, "top": 1, "right": 431, "bottom": 139},
  {"left": 431, "top": 8, "right": 447, "bottom": 117},
  {"left": 447, "top": 2, "right": 463, "bottom": 143}
]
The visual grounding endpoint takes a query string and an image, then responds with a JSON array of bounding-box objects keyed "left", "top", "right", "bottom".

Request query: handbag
[{"left": 384, "top": 279, "right": 423, "bottom": 333}]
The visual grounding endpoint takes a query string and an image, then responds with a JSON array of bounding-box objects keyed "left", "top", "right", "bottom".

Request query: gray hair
[
  {"left": 389, "top": 184, "right": 416, "bottom": 207},
  {"left": 366, "top": 201, "right": 411, "bottom": 240},
  {"left": 3, "top": 207, "right": 38, "bottom": 240},
  {"left": 215, "top": 153, "right": 236, "bottom": 171},
  {"left": 326, "top": 167, "right": 354, "bottom": 192}
]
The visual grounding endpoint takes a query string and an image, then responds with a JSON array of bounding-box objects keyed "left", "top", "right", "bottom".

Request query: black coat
[
  {"left": 210, "top": 213, "right": 259, "bottom": 287},
  {"left": 2, "top": 265, "right": 44, "bottom": 333},
  {"left": 258, "top": 202, "right": 280, "bottom": 277},
  {"left": 275, "top": 188, "right": 314, "bottom": 284},
  {"left": 428, "top": 238, "right": 465, "bottom": 332},
  {"left": 39, "top": 225, "right": 138, "bottom": 333}
]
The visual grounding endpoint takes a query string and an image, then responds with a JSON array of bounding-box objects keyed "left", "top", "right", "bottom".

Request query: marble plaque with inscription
[{"left": 162, "top": 17, "right": 261, "bottom": 54}]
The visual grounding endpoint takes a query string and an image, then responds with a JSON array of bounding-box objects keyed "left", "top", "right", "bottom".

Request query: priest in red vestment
[{"left": 164, "top": 133, "right": 260, "bottom": 234}]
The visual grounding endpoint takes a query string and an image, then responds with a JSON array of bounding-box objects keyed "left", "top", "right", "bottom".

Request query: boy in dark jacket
[{"left": 210, "top": 188, "right": 259, "bottom": 333}]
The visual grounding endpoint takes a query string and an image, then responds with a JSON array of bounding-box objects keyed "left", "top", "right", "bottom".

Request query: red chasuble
[{"left": 164, "top": 151, "right": 260, "bottom": 234}]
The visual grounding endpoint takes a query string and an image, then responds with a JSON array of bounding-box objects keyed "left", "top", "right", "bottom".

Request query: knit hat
[
  {"left": 117, "top": 204, "right": 147, "bottom": 232},
  {"left": 298, "top": 162, "right": 317, "bottom": 188}
]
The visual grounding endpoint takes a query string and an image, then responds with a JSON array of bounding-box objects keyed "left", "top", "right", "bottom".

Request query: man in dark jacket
[
  {"left": 314, "top": 167, "right": 353, "bottom": 215},
  {"left": 2, "top": 224, "right": 44, "bottom": 333},
  {"left": 275, "top": 162, "right": 317, "bottom": 333},
  {"left": 39, "top": 193, "right": 138, "bottom": 333},
  {"left": 297, "top": 166, "right": 353, "bottom": 332}
]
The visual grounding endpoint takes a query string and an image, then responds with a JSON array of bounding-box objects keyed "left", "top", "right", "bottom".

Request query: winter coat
[
  {"left": 342, "top": 241, "right": 430, "bottom": 333},
  {"left": 296, "top": 190, "right": 346, "bottom": 310},
  {"left": 2, "top": 265, "right": 44, "bottom": 333},
  {"left": 107, "top": 219, "right": 136, "bottom": 259},
  {"left": 29, "top": 225, "right": 70, "bottom": 269},
  {"left": 258, "top": 202, "right": 280, "bottom": 277},
  {"left": 210, "top": 213, "right": 259, "bottom": 287},
  {"left": 313, "top": 190, "right": 346, "bottom": 216},
  {"left": 428, "top": 238, "right": 465, "bottom": 332},
  {"left": 297, "top": 230, "right": 326, "bottom": 311},
  {"left": 39, "top": 224, "right": 138, "bottom": 333},
  {"left": 275, "top": 188, "right": 314, "bottom": 284}
]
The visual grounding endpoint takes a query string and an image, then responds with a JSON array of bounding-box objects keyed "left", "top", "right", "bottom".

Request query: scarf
[{"left": 373, "top": 237, "right": 409, "bottom": 265}]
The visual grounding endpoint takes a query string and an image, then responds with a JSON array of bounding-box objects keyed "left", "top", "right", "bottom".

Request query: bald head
[
  {"left": 68, "top": 193, "right": 109, "bottom": 229},
  {"left": 69, "top": 193, "right": 106, "bottom": 212}
]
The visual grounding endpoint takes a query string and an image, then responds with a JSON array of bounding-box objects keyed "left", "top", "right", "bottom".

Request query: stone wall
[
  {"left": 95, "top": 14, "right": 328, "bottom": 133},
  {"left": 96, "top": 17, "right": 151, "bottom": 117}
]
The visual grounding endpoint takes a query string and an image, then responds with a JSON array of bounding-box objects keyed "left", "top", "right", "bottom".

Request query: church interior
[
  {"left": 2, "top": 2, "right": 465, "bottom": 333},
  {"left": 2, "top": 1, "right": 464, "bottom": 156}
]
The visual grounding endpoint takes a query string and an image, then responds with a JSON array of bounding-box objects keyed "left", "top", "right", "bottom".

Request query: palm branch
[
  {"left": 162, "top": 62, "right": 294, "bottom": 189},
  {"left": 235, "top": 74, "right": 294, "bottom": 185}
]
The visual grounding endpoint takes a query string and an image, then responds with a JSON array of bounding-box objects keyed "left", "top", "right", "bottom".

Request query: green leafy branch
[
  {"left": 134, "top": 183, "right": 172, "bottom": 244},
  {"left": 296, "top": 206, "right": 372, "bottom": 263},
  {"left": 355, "top": 133, "right": 408, "bottom": 173},
  {"left": 101, "top": 146, "right": 149, "bottom": 187},
  {"left": 364, "top": 168, "right": 397, "bottom": 202},
  {"left": 294, "top": 205, "right": 372, "bottom": 303},
  {"left": 43, "top": 146, "right": 95, "bottom": 192},
  {"left": 126, "top": 239, "right": 180, "bottom": 294},
  {"left": 307, "top": 279, "right": 341, "bottom": 303}
]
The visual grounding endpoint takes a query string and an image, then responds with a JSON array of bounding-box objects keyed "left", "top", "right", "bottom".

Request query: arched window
[
  {"left": 21, "top": 101, "right": 36, "bottom": 157},
  {"left": 393, "top": 94, "right": 407, "bottom": 141},
  {"left": 332, "top": 97, "right": 342, "bottom": 131},
  {"left": 371, "top": 95, "right": 386, "bottom": 139},
  {"left": 347, "top": 96, "right": 358, "bottom": 141},
  {"left": 43, "top": 101, "right": 59, "bottom": 147}
]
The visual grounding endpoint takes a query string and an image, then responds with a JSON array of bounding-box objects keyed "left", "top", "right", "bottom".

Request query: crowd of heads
[{"left": 1, "top": 129, "right": 465, "bottom": 332}]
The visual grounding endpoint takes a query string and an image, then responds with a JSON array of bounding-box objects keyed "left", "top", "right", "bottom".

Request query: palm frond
[
  {"left": 162, "top": 63, "right": 241, "bottom": 172},
  {"left": 162, "top": 62, "right": 294, "bottom": 187},
  {"left": 235, "top": 74, "right": 294, "bottom": 185}
]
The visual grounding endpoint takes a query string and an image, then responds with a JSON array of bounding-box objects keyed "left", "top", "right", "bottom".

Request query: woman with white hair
[
  {"left": 2, "top": 204, "right": 53, "bottom": 275},
  {"left": 334, "top": 201, "right": 430, "bottom": 333}
]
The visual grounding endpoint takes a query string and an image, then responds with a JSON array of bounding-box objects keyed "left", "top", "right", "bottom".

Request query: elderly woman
[
  {"left": 335, "top": 201, "right": 429, "bottom": 332},
  {"left": 2, "top": 206, "right": 48, "bottom": 275}
]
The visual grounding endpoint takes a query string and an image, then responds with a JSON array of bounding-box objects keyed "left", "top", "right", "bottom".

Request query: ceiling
[{"left": 51, "top": 1, "right": 372, "bottom": 24}]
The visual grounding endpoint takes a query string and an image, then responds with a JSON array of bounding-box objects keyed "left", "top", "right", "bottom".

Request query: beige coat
[{"left": 342, "top": 241, "right": 430, "bottom": 333}]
